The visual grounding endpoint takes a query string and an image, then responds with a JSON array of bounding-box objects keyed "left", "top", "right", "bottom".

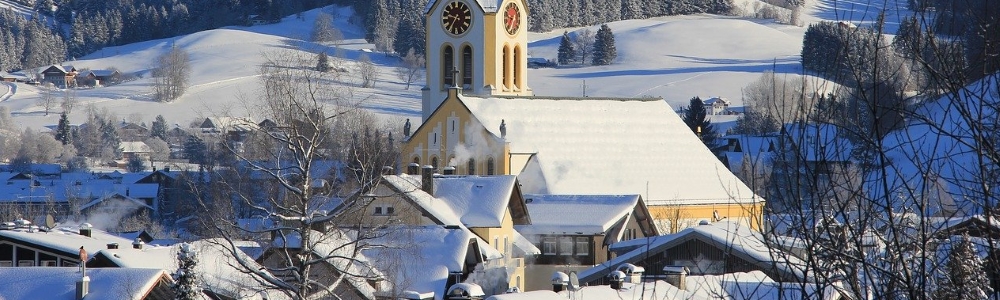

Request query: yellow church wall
[
  {"left": 402, "top": 90, "right": 509, "bottom": 175},
  {"left": 647, "top": 202, "right": 765, "bottom": 233}
]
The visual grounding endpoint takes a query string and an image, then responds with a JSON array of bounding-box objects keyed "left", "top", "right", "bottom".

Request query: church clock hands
[
  {"left": 442, "top": 1, "right": 472, "bottom": 35},
  {"left": 503, "top": 2, "right": 520, "bottom": 35}
]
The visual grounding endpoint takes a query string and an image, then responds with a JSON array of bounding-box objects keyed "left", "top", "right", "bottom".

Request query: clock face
[
  {"left": 503, "top": 3, "right": 520, "bottom": 35},
  {"left": 442, "top": 1, "right": 472, "bottom": 36}
]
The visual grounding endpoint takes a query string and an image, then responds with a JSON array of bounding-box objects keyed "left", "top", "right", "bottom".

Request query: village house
[
  {"left": 515, "top": 194, "right": 659, "bottom": 291},
  {"left": 702, "top": 97, "right": 731, "bottom": 115},
  {"left": 0, "top": 267, "right": 175, "bottom": 299},
  {"left": 40, "top": 65, "right": 78, "bottom": 88}
]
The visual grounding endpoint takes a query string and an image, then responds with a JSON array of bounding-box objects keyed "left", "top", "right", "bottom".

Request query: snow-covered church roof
[{"left": 458, "top": 95, "right": 761, "bottom": 205}]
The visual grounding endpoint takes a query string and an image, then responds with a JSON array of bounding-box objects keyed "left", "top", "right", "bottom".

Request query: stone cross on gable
[{"left": 451, "top": 67, "right": 461, "bottom": 88}]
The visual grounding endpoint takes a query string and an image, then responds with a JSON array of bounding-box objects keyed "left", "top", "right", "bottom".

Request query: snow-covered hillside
[{"left": 0, "top": 0, "right": 914, "bottom": 131}]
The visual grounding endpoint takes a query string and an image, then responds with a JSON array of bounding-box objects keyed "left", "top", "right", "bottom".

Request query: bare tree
[
  {"left": 357, "top": 53, "right": 378, "bottom": 88},
  {"left": 573, "top": 29, "right": 595, "bottom": 65},
  {"left": 191, "top": 51, "right": 400, "bottom": 299},
  {"left": 61, "top": 88, "right": 77, "bottom": 114},
  {"left": 311, "top": 12, "right": 343, "bottom": 44},
  {"left": 38, "top": 83, "right": 57, "bottom": 116},
  {"left": 394, "top": 48, "right": 424, "bottom": 90},
  {"left": 153, "top": 46, "right": 191, "bottom": 102}
]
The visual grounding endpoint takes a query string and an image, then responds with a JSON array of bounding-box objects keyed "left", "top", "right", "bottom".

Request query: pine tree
[
  {"left": 557, "top": 31, "right": 576, "bottom": 65},
  {"left": 172, "top": 243, "right": 200, "bottom": 300},
  {"left": 934, "top": 234, "right": 992, "bottom": 300},
  {"left": 56, "top": 113, "right": 71, "bottom": 145},
  {"left": 592, "top": 24, "right": 617, "bottom": 65},
  {"left": 316, "top": 52, "right": 330, "bottom": 72},
  {"left": 151, "top": 115, "right": 168, "bottom": 140},
  {"left": 683, "top": 96, "right": 719, "bottom": 149}
]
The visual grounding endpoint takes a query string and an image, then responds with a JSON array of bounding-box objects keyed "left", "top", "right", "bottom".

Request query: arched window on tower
[
  {"left": 487, "top": 157, "right": 496, "bottom": 175},
  {"left": 443, "top": 46, "right": 454, "bottom": 88},
  {"left": 462, "top": 45, "right": 473, "bottom": 88},
  {"left": 502, "top": 46, "right": 510, "bottom": 90},
  {"left": 513, "top": 45, "right": 521, "bottom": 89},
  {"left": 467, "top": 158, "right": 476, "bottom": 175}
]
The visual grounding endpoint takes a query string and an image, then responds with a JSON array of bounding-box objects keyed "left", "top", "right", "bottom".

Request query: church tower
[{"left": 421, "top": 0, "right": 532, "bottom": 120}]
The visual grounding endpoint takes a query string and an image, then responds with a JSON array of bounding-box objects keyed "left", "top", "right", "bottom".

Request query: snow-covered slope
[{"left": 0, "top": 0, "right": 913, "bottom": 132}]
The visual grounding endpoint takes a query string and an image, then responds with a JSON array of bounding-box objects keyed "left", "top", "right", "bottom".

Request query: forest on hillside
[{"left": 1, "top": 0, "right": 737, "bottom": 72}]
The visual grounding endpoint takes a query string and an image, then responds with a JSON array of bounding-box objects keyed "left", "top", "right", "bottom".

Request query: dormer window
[{"left": 374, "top": 205, "right": 395, "bottom": 216}]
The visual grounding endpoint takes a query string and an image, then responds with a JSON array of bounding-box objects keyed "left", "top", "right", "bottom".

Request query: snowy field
[{"left": 0, "top": 0, "right": 911, "bottom": 132}]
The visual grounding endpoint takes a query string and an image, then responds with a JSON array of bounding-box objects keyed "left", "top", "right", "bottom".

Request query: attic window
[{"left": 374, "top": 205, "right": 395, "bottom": 216}]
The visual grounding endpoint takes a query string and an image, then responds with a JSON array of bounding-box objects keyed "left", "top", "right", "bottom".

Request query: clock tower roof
[{"left": 424, "top": 0, "right": 508, "bottom": 14}]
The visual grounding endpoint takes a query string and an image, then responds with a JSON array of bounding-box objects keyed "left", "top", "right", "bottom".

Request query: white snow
[
  {"left": 382, "top": 174, "right": 521, "bottom": 227},
  {"left": 0, "top": 267, "right": 168, "bottom": 300},
  {"left": 459, "top": 95, "right": 759, "bottom": 204},
  {"left": 516, "top": 194, "right": 640, "bottom": 235}
]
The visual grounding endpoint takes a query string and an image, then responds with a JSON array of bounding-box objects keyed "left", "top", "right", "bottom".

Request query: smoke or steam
[
  {"left": 63, "top": 197, "right": 145, "bottom": 231},
  {"left": 447, "top": 122, "right": 500, "bottom": 168}
]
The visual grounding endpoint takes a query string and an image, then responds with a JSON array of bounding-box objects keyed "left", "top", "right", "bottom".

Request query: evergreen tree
[
  {"left": 393, "top": 15, "right": 425, "bottom": 56},
  {"left": 151, "top": 115, "right": 168, "bottom": 140},
  {"left": 183, "top": 135, "right": 207, "bottom": 165},
  {"left": 557, "top": 31, "right": 576, "bottom": 65},
  {"left": 172, "top": 243, "right": 201, "bottom": 300},
  {"left": 126, "top": 155, "right": 146, "bottom": 172},
  {"left": 100, "top": 120, "right": 122, "bottom": 159},
  {"left": 592, "top": 24, "right": 617, "bottom": 65},
  {"left": 893, "top": 16, "right": 922, "bottom": 58},
  {"left": 934, "top": 234, "right": 992, "bottom": 300},
  {"left": 56, "top": 113, "right": 72, "bottom": 145},
  {"left": 682, "top": 96, "right": 719, "bottom": 148},
  {"left": 316, "top": 52, "right": 330, "bottom": 72}
]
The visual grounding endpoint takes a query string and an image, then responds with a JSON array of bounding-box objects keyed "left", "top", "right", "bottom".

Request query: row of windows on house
[
  {"left": 412, "top": 156, "right": 497, "bottom": 175},
  {"left": 441, "top": 44, "right": 524, "bottom": 91},
  {"left": 541, "top": 236, "right": 590, "bottom": 256}
]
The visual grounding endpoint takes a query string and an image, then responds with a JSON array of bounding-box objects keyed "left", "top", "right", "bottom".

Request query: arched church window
[
  {"left": 467, "top": 158, "right": 476, "bottom": 175},
  {"left": 502, "top": 46, "right": 510, "bottom": 89},
  {"left": 431, "top": 156, "right": 439, "bottom": 171},
  {"left": 462, "top": 45, "right": 473, "bottom": 87},
  {"left": 413, "top": 157, "right": 420, "bottom": 164},
  {"left": 513, "top": 45, "right": 521, "bottom": 89},
  {"left": 487, "top": 157, "right": 496, "bottom": 175},
  {"left": 443, "top": 46, "right": 454, "bottom": 88}
]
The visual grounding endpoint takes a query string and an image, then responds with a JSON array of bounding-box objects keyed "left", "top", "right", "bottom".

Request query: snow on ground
[{"left": 0, "top": 0, "right": 915, "bottom": 132}]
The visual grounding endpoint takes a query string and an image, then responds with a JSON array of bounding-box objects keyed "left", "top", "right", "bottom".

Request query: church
[{"left": 405, "top": 0, "right": 764, "bottom": 233}]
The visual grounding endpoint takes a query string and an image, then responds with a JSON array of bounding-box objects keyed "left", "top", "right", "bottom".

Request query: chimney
[
  {"left": 442, "top": 166, "right": 456, "bottom": 175},
  {"left": 79, "top": 223, "right": 93, "bottom": 237},
  {"left": 132, "top": 238, "right": 144, "bottom": 249},
  {"left": 421, "top": 165, "right": 434, "bottom": 195},
  {"left": 76, "top": 276, "right": 90, "bottom": 300},
  {"left": 609, "top": 271, "right": 625, "bottom": 290},
  {"left": 662, "top": 266, "right": 689, "bottom": 290},
  {"left": 164, "top": 166, "right": 170, "bottom": 173},
  {"left": 551, "top": 272, "right": 568, "bottom": 293},
  {"left": 617, "top": 263, "right": 645, "bottom": 283},
  {"left": 106, "top": 243, "right": 119, "bottom": 249},
  {"left": 407, "top": 163, "right": 420, "bottom": 175},
  {"left": 381, "top": 166, "right": 395, "bottom": 175}
]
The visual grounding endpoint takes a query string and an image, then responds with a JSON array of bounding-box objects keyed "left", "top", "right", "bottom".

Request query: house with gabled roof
[
  {"left": 40, "top": 65, "right": 78, "bottom": 88},
  {"left": 88, "top": 238, "right": 290, "bottom": 299},
  {"left": 577, "top": 221, "right": 805, "bottom": 286},
  {"left": 515, "top": 194, "right": 659, "bottom": 291},
  {"left": 0, "top": 223, "right": 134, "bottom": 267},
  {"left": 0, "top": 267, "right": 175, "bottom": 299},
  {"left": 338, "top": 171, "right": 539, "bottom": 293}
]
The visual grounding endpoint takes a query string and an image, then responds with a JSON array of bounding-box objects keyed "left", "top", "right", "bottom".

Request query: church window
[
  {"left": 467, "top": 158, "right": 476, "bottom": 175},
  {"left": 413, "top": 157, "right": 420, "bottom": 165},
  {"left": 502, "top": 46, "right": 510, "bottom": 89},
  {"left": 431, "top": 156, "right": 439, "bottom": 171},
  {"left": 513, "top": 45, "right": 521, "bottom": 89},
  {"left": 487, "top": 157, "right": 496, "bottom": 175},
  {"left": 462, "top": 45, "right": 473, "bottom": 87},
  {"left": 443, "top": 46, "right": 454, "bottom": 88}
]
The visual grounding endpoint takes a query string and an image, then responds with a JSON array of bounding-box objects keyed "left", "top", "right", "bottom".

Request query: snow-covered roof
[
  {"left": 486, "top": 281, "right": 701, "bottom": 300},
  {"left": 0, "top": 226, "right": 134, "bottom": 257},
  {"left": 365, "top": 226, "right": 503, "bottom": 300},
  {"left": 0, "top": 267, "right": 170, "bottom": 300},
  {"left": 87, "top": 69, "right": 119, "bottom": 77},
  {"left": 120, "top": 141, "right": 151, "bottom": 153},
  {"left": 780, "top": 123, "right": 853, "bottom": 162},
  {"left": 424, "top": 0, "right": 505, "bottom": 14},
  {"left": 93, "top": 239, "right": 289, "bottom": 299},
  {"left": 458, "top": 95, "right": 761, "bottom": 205},
  {"left": 582, "top": 221, "right": 804, "bottom": 284},
  {"left": 382, "top": 174, "right": 525, "bottom": 227},
  {"left": 78, "top": 193, "right": 153, "bottom": 211},
  {"left": 516, "top": 194, "right": 639, "bottom": 235}
]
